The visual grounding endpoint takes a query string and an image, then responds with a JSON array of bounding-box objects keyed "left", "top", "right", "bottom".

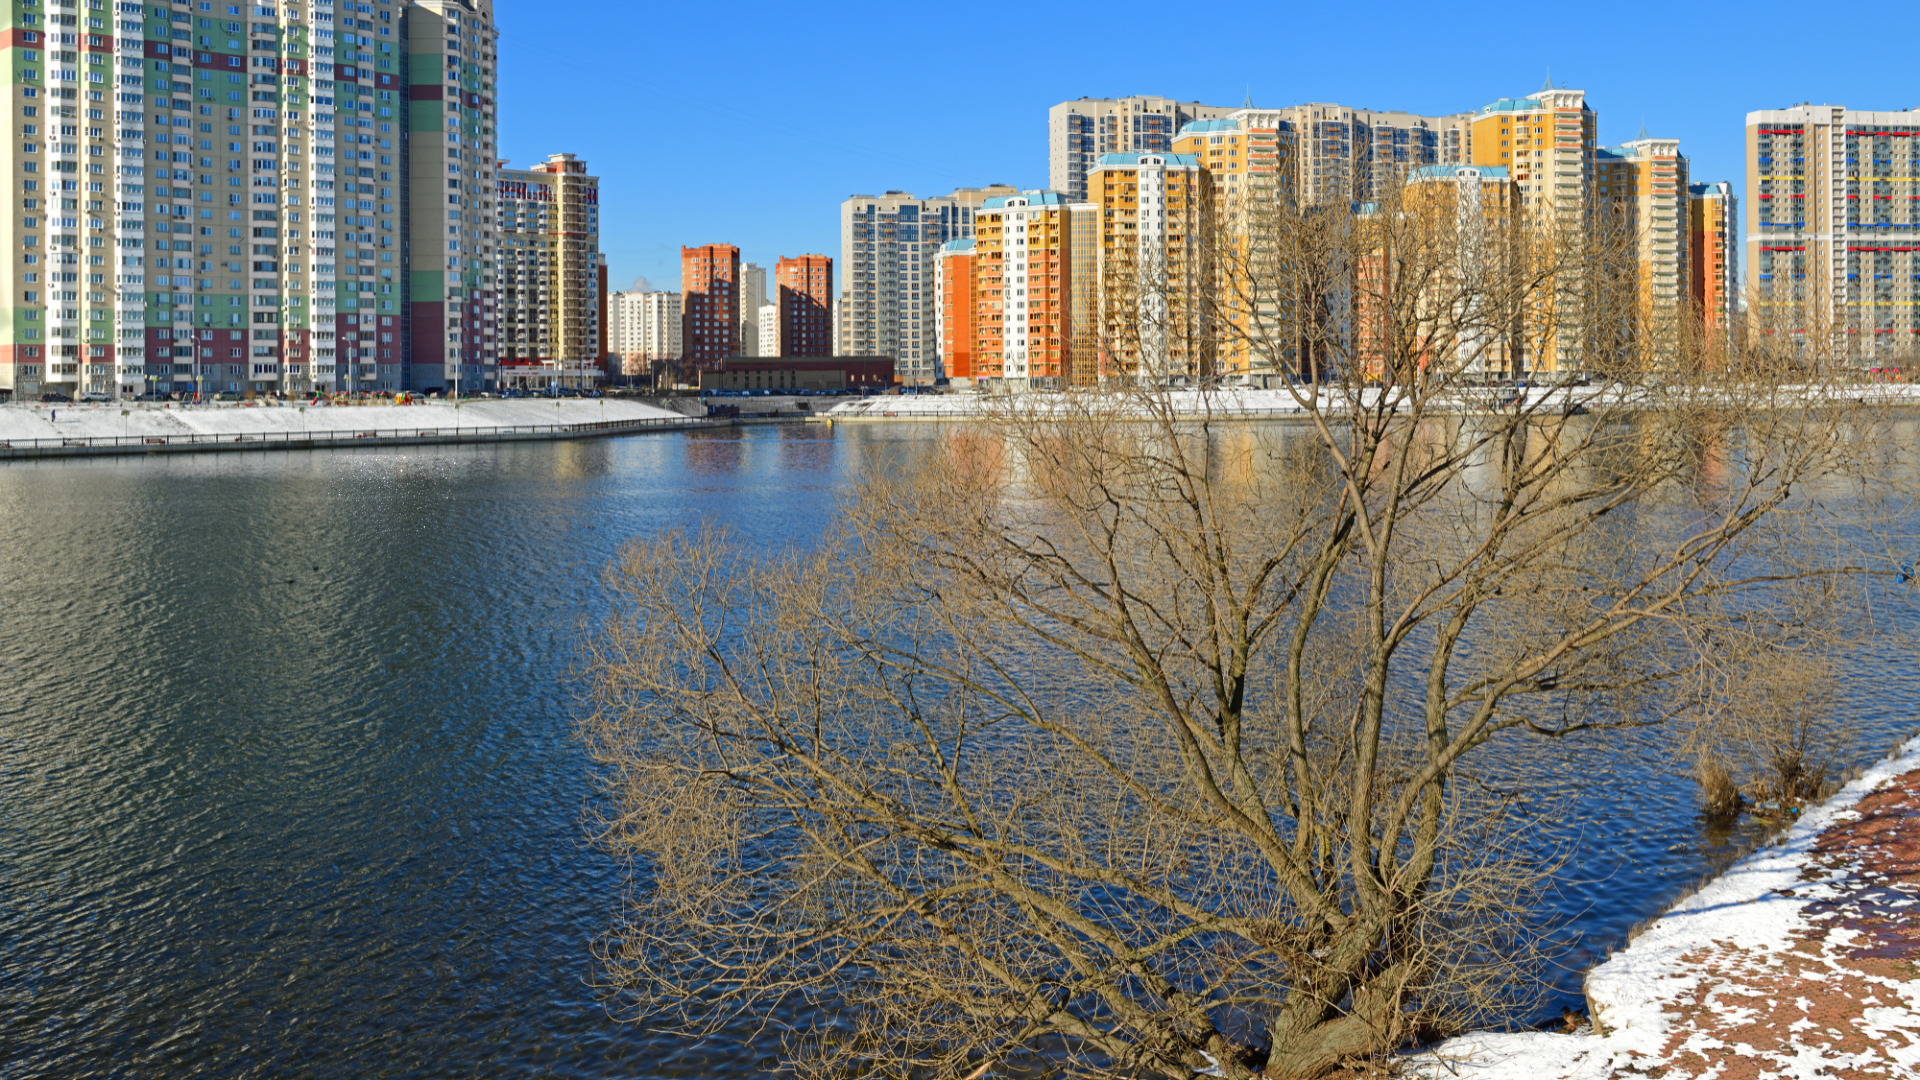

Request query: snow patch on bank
[
  {"left": 0, "top": 398, "right": 688, "bottom": 444},
  {"left": 1412, "top": 734, "right": 1920, "bottom": 1079}
]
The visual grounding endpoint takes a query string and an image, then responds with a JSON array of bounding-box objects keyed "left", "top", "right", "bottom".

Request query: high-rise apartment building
[
  {"left": 774, "top": 253, "right": 830, "bottom": 357},
  {"left": 1172, "top": 113, "right": 1295, "bottom": 374},
  {"left": 1386, "top": 164, "right": 1524, "bottom": 377},
  {"left": 934, "top": 237, "right": 974, "bottom": 382},
  {"left": 1689, "top": 181, "right": 1737, "bottom": 345},
  {"left": 1594, "top": 137, "right": 1689, "bottom": 364},
  {"left": 1470, "top": 88, "right": 1598, "bottom": 371},
  {"left": 410, "top": 0, "right": 498, "bottom": 394},
  {"left": 1091, "top": 153, "right": 1207, "bottom": 381},
  {"left": 1049, "top": 96, "right": 1236, "bottom": 202},
  {"left": 738, "top": 261, "right": 765, "bottom": 356},
  {"left": 681, "top": 242, "right": 738, "bottom": 363},
  {"left": 1469, "top": 88, "right": 1595, "bottom": 220},
  {"left": 972, "top": 192, "right": 1082, "bottom": 389},
  {"left": 1273, "top": 103, "right": 1472, "bottom": 205},
  {"left": 495, "top": 153, "right": 600, "bottom": 387},
  {"left": 837, "top": 185, "right": 1013, "bottom": 384},
  {"left": 0, "top": 0, "right": 506, "bottom": 401},
  {"left": 608, "top": 289, "right": 679, "bottom": 370},
  {"left": 1745, "top": 105, "right": 1920, "bottom": 362}
]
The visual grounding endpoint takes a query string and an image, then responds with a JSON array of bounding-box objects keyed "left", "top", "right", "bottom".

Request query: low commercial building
[{"left": 698, "top": 356, "right": 896, "bottom": 391}]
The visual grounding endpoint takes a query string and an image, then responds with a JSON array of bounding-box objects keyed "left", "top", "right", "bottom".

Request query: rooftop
[
  {"left": 1091, "top": 152, "right": 1201, "bottom": 169},
  {"left": 981, "top": 190, "right": 1072, "bottom": 209},
  {"left": 1410, "top": 164, "right": 1511, "bottom": 181},
  {"left": 1479, "top": 97, "right": 1543, "bottom": 115},
  {"left": 1176, "top": 119, "right": 1240, "bottom": 137}
]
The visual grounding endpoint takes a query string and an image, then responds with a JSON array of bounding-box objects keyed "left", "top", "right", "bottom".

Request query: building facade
[
  {"left": 973, "top": 191, "right": 1081, "bottom": 389},
  {"left": 738, "top": 261, "right": 764, "bottom": 356},
  {"left": 934, "top": 237, "right": 974, "bottom": 381},
  {"left": 608, "top": 289, "right": 679, "bottom": 371},
  {"left": 409, "top": 0, "right": 499, "bottom": 394},
  {"left": 756, "top": 302, "right": 776, "bottom": 357},
  {"left": 495, "top": 152, "right": 600, "bottom": 387},
  {"left": 1274, "top": 103, "right": 1471, "bottom": 206},
  {"left": 680, "top": 242, "right": 738, "bottom": 364},
  {"left": 774, "top": 253, "right": 830, "bottom": 357},
  {"left": 1049, "top": 96, "right": 1235, "bottom": 202},
  {"left": 1689, "top": 181, "right": 1738, "bottom": 347},
  {"left": 1469, "top": 88, "right": 1598, "bottom": 371},
  {"left": 1593, "top": 137, "right": 1689, "bottom": 366},
  {"left": 0, "top": 0, "right": 505, "bottom": 401},
  {"left": 1394, "top": 164, "right": 1523, "bottom": 377},
  {"left": 1091, "top": 152, "right": 1207, "bottom": 381},
  {"left": 1172, "top": 112, "right": 1294, "bottom": 374},
  {"left": 1745, "top": 105, "right": 1920, "bottom": 363},
  {"left": 1469, "top": 88, "right": 1596, "bottom": 219},
  {"left": 837, "top": 185, "right": 1013, "bottom": 384}
]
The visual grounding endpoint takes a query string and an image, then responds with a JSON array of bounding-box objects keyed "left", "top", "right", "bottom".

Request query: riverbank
[
  {"left": 0, "top": 398, "right": 720, "bottom": 459},
  {"left": 816, "top": 383, "right": 1920, "bottom": 423},
  {"left": 1419, "top": 734, "right": 1920, "bottom": 1079}
]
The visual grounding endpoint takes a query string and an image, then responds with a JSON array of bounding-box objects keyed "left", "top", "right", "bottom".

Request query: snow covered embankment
[{"left": 1418, "top": 735, "right": 1920, "bottom": 1079}]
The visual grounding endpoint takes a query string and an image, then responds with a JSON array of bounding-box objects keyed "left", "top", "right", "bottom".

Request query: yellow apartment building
[
  {"left": 1173, "top": 113, "right": 1294, "bottom": 375},
  {"left": 1090, "top": 152, "right": 1209, "bottom": 381},
  {"left": 1469, "top": 86, "right": 1598, "bottom": 371},
  {"left": 1390, "top": 164, "right": 1526, "bottom": 378},
  {"left": 1595, "top": 137, "right": 1690, "bottom": 366}
]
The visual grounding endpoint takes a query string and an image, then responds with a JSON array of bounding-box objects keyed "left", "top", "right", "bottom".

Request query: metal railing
[{"left": 0, "top": 414, "right": 716, "bottom": 459}]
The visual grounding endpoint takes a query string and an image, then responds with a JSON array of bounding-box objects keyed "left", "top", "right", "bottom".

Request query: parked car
[
  {"left": 79, "top": 392, "right": 113, "bottom": 403},
  {"left": 39, "top": 392, "right": 73, "bottom": 403}
]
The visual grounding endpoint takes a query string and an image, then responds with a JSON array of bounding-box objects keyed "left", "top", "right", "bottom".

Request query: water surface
[{"left": 0, "top": 423, "right": 1914, "bottom": 1077}]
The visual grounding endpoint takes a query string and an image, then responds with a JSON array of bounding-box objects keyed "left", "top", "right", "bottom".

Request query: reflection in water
[{"left": 0, "top": 421, "right": 1913, "bottom": 1078}]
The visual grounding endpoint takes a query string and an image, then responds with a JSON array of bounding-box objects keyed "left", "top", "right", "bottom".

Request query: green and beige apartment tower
[
  {"left": 0, "top": 0, "right": 497, "bottom": 401},
  {"left": 1746, "top": 105, "right": 1920, "bottom": 363},
  {"left": 494, "top": 152, "right": 599, "bottom": 386},
  {"left": 407, "top": 0, "right": 497, "bottom": 393}
]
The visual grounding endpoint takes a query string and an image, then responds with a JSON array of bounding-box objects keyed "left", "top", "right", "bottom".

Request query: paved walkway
[{"left": 1421, "top": 737, "right": 1920, "bottom": 1079}]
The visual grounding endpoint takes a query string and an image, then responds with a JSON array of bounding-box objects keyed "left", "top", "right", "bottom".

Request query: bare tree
[{"left": 581, "top": 178, "right": 1905, "bottom": 1078}]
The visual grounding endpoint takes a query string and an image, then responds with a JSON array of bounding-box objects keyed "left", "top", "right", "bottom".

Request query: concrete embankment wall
[{"left": 0, "top": 400, "right": 721, "bottom": 460}]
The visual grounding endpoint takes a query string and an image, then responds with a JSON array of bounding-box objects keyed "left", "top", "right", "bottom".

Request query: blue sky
[{"left": 495, "top": 0, "right": 1915, "bottom": 296}]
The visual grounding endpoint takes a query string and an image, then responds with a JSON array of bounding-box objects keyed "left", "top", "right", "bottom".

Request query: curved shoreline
[{"left": 1416, "top": 733, "right": 1920, "bottom": 1078}]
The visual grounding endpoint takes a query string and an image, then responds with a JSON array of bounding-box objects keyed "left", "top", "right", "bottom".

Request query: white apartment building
[
  {"left": 738, "top": 262, "right": 765, "bottom": 356},
  {"left": 757, "top": 301, "right": 777, "bottom": 357},
  {"left": 1049, "top": 96, "right": 1236, "bottom": 202},
  {"left": 607, "top": 289, "right": 679, "bottom": 369},
  {"left": 838, "top": 185, "right": 1013, "bottom": 384}
]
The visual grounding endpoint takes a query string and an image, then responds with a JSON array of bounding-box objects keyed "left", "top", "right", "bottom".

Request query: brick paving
[
  {"left": 1642, "top": 770, "right": 1920, "bottom": 1078},
  {"left": 1418, "top": 741, "right": 1920, "bottom": 1080}
]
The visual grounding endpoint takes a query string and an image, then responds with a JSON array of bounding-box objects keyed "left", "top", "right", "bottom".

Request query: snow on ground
[
  {"left": 1411, "top": 735, "right": 1920, "bottom": 1079},
  {"left": 0, "top": 398, "right": 688, "bottom": 444}
]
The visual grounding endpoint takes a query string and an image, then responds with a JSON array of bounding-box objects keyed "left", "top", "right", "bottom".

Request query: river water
[{"left": 1, "top": 424, "right": 1916, "bottom": 1078}]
